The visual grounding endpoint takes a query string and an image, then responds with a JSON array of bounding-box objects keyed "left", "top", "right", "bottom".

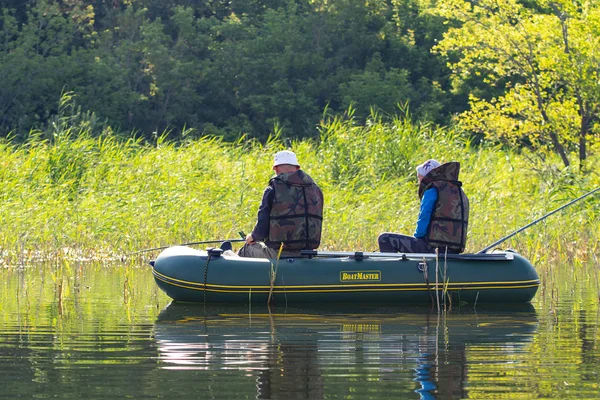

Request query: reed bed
[{"left": 0, "top": 114, "right": 598, "bottom": 271}]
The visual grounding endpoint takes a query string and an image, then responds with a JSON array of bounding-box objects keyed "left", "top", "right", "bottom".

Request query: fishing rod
[
  {"left": 477, "top": 187, "right": 600, "bottom": 254},
  {"left": 126, "top": 231, "right": 247, "bottom": 256}
]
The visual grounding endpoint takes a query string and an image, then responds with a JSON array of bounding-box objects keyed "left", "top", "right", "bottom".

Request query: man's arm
[
  {"left": 414, "top": 188, "right": 438, "bottom": 238},
  {"left": 248, "top": 185, "right": 274, "bottom": 243}
]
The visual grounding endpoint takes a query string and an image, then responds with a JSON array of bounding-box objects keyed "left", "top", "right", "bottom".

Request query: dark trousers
[{"left": 378, "top": 233, "right": 433, "bottom": 253}]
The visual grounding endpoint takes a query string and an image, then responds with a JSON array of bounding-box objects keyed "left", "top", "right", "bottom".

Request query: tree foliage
[
  {"left": 432, "top": 0, "right": 600, "bottom": 169},
  {"left": 0, "top": 0, "right": 452, "bottom": 141},
  {"left": 0, "top": 0, "right": 598, "bottom": 167}
]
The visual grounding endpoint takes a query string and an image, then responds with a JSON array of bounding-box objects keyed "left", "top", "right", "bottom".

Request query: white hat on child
[{"left": 416, "top": 159, "right": 441, "bottom": 177}]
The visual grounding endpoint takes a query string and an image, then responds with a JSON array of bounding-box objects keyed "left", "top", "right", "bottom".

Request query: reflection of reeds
[
  {"left": 593, "top": 251, "right": 600, "bottom": 303},
  {"left": 57, "top": 279, "right": 63, "bottom": 317},
  {"left": 123, "top": 273, "right": 130, "bottom": 305}
]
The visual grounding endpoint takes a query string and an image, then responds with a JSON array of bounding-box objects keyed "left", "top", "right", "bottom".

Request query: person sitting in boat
[
  {"left": 378, "top": 159, "right": 469, "bottom": 254},
  {"left": 238, "top": 150, "right": 324, "bottom": 258}
]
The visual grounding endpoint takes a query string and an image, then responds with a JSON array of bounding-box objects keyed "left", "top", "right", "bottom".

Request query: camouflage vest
[
  {"left": 266, "top": 170, "right": 324, "bottom": 251},
  {"left": 418, "top": 162, "right": 469, "bottom": 253}
]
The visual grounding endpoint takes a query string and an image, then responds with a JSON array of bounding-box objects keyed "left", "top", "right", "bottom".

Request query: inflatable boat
[{"left": 150, "top": 246, "right": 539, "bottom": 304}]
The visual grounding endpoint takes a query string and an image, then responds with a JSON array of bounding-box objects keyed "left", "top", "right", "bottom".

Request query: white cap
[
  {"left": 416, "top": 159, "right": 441, "bottom": 177},
  {"left": 273, "top": 150, "right": 299, "bottom": 167}
]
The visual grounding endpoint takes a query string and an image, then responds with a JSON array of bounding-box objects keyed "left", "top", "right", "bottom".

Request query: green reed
[{"left": 0, "top": 113, "right": 598, "bottom": 270}]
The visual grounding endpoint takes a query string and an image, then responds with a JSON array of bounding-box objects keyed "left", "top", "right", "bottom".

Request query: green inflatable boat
[{"left": 150, "top": 246, "right": 540, "bottom": 304}]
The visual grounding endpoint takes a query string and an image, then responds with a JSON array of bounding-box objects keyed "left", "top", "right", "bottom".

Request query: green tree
[
  {"left": 0, "top": 0, "right": 95, "bottom": 138},
  {"left": 0, "top": 0, "right": 456, "bottom": 141},
  {"left": 338, "top": 53, "right": 415, "bottom": 119},
  {"left": 432, "top": 0, "right": 600, "bottom": 170}
]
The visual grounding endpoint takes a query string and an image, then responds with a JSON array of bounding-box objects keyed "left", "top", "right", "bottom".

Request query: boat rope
[
  {"left": 282, "top": 276, "right": 288, "bottom": 308},
  {"left": 267, "top": 243, "right": 284, "bottom": 306},
  {"left": 203, "top": 252, "right": 213, "bottom": 304},
  {"left": 435, "top": 249, "right": 440, "bottom": 313},
  {"left": 420, "top": 257, "right": 435, "bottom": 307},
  {"left": 441, "top": 247, "right": 451, "bottom": 311}
]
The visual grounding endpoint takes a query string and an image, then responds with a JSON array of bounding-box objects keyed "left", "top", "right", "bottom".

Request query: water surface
[{"left": 1, "top": 262, "right": 598, "bottom": 399}]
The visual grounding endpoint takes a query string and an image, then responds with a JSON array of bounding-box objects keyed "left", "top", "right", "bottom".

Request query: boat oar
[{"left": 477, "top": 187, "right": 600, "bottom": 254}]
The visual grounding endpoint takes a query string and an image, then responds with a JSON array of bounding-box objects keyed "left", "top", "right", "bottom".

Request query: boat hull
[{"left": 151, "top": 246, "right": 540, "bottom": 304}]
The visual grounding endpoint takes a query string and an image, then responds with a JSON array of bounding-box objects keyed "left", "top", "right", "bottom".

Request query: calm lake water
[{"left": 1, "top": 261, "right": 599, "bottom": 399}]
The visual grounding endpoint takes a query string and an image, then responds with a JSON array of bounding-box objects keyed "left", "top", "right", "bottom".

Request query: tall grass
[{"left": 0, "top": 111, "right": 598, "bottom": 270}]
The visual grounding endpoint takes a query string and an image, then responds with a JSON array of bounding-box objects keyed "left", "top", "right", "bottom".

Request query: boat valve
[{"left": 207, "top": 248, "right": 224, "bottom": 258}]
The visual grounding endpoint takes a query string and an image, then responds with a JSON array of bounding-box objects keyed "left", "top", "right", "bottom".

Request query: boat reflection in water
[{"left": 154, "top": 303, "right": 538, "bottom": 399}]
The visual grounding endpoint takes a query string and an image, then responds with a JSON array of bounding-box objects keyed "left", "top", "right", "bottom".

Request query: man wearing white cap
[
  {"left": 378, "top": 159, "right": 469, "bottom": 254},
  {"left": 238, "top": 150, "right": 324, "bottom": 258}
]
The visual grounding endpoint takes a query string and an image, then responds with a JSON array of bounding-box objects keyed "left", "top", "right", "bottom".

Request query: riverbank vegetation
[
  {"left": 1, "top": 1, "right": 599, "bottom": 170},
  {"left": 1, "top": 101, "right": 598, "bottom": 268},
  {"left": 1, "top": 0, "right": 599, "bottom": 268}
]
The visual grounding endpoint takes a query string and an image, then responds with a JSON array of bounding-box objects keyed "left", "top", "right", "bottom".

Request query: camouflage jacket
[
  {"left": 418, "top": 162, "right": 469, "bottom": 253},
  {"left": 266, "top": 170, "right": 324, "bottom": 251}
]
